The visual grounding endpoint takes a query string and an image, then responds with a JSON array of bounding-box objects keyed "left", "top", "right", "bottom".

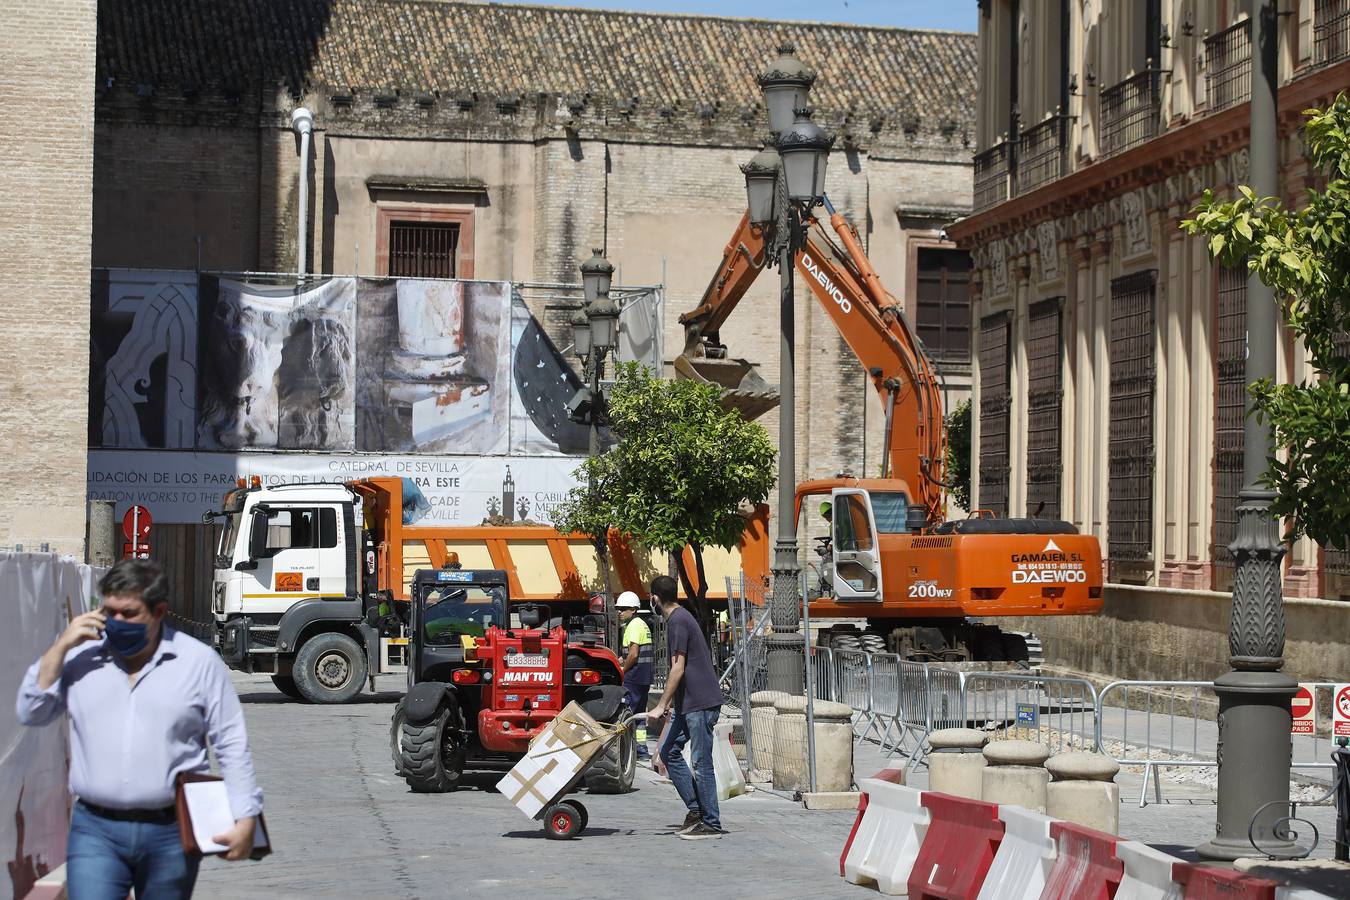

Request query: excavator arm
[{"left": 676, "top": 200, "right": 948, "bottom": 521}]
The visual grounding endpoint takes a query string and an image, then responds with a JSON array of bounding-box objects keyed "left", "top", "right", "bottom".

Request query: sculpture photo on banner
[
  {"left": 355, "top": 278, "right": 511, "bottom": 454},
  {"left": 91, "top": 271, "right": 596, "bottom": 456},
  {"left": 196, "top": 276, "right": 357, "bottom": 451},
  {"left": 88, "top": 269, "right": 199, "bottom": 449}
]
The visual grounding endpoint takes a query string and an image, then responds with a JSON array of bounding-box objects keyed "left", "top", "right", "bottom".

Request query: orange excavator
[{"left": 678, "top": 199, "right": 1103, "bottom": 662}]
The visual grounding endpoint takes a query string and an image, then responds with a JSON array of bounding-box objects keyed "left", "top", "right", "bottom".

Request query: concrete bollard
[
  {"left": 772, "top": 696, "right": 855, "bottom": 792},
  {"left": 982, "top": 740, "right": 1050, "bottom": 812},
  {"left": 927, "top": 728, "right": 988, "bottom": 800},
  {"left": 1045, "top": 752, "right": 1120, "bottom": 834},
  {"left": 771, "top": 695, "right": 856, "bottom": 791},
  {"left": 772, "top": 695, "right": 808, "bottom": 791},
  {"left": 749, "top": 691, "right": 788, "bottom": 780}
]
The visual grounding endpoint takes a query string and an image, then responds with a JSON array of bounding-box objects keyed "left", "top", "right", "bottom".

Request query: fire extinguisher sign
[{"left": 1333, "top": 684, "right": 1350, "bottom": 738}]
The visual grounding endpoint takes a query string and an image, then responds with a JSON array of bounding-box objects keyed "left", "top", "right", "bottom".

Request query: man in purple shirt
[
  {"left": 16, "top": 559, "right": 263, "bottom": 898},
  {"left": 648, "top": 575, "right": 725, "bottom": 841}
]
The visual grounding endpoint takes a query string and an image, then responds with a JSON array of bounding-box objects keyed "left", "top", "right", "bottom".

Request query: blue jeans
[
  {"left": 659, "top": 707, "right": 721, "bottom": 830},
  {"left": 67, "top": 802, "right": 201, "bottom": 900}
]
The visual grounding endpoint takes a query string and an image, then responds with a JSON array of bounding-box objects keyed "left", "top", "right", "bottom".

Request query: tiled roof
[{"left": 96, "top": 0, "right": 976, "bottom": 125}]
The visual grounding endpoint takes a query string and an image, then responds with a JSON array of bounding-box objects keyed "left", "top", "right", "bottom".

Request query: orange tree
[{"left": 553, "top": 362, "right": 775, "bottom": 633}]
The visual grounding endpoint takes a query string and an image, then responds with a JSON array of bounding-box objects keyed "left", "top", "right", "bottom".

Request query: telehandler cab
[{"left": 390, "top": 568, "right": 637, "bottom": 794}]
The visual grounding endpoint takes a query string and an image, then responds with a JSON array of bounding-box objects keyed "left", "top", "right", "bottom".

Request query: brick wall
[{"left": 0, "top": 0, "right": 97, "bottom": 555}]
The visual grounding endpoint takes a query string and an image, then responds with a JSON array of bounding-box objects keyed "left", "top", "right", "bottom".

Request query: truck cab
[{"left": 208, "top": 480, "right": 393, "bottom": 703}]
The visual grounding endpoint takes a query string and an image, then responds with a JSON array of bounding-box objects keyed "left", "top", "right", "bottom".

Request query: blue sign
[
  {"left": 1016, "top": 703, "right": 1039, "bottom": 727},
  {"left": 437, "top": 570, "right": 473, "bottom": 582}
]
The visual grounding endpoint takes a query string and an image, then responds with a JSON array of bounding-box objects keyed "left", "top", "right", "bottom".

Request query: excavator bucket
[{"left": 673, "top": 354, "right": 780, "bottom": 421}]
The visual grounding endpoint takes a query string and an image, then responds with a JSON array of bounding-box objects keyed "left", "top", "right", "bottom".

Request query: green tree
[
  {"left": 1181, "top": 93, "right": 1350, "bottom": 549},
  {"left": 944, "top": 399, "right": 972, "bottom": 513},
  {"left": 553, "top": 362, "right": 776, "bottom": 632}
]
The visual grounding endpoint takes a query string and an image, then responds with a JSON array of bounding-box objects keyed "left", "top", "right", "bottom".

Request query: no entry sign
[
  {"left": 1291, "top": 684, "right": 1316, "bottom": 735},
  {"left": 1334, "top": 684, "right": 1350, "bottom": 738},
  {"left": 122, "top": 505, "right": 153, "bottom": 541}
]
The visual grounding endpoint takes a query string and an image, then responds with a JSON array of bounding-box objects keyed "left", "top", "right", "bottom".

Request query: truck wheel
[
  {"left": 585, "top": 709, "right": 636, "bottom": 794},
  {"left": 390, "top": 701, "right": 406, "bottom": 777},
  {"left": 270, "top": 674, "right": 303, "bottom": 700},
  {"left": 293, "top": 632, "right": 368, "bottom": 704},
  {"left": 400, "top": 701, "right": 465, "bottom": 793}
]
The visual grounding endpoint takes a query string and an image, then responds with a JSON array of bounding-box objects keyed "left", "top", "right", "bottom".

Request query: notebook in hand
[{"left": 174, "top": 772, "right": 272, "bottom": 860}]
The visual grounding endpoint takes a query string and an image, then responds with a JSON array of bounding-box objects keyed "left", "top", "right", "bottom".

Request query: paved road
[{"left": 195, "top": 674, "right": 856, "bottom": 899}]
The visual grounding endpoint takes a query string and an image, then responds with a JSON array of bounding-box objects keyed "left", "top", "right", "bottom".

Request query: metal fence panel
[{"left": 962, "top": 671, "right": 1098, "bottom": 755}]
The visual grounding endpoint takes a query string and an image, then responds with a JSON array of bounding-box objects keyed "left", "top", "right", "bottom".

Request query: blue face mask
[{"left": 103, "top": 617, "right": 150, "bottom": 657}]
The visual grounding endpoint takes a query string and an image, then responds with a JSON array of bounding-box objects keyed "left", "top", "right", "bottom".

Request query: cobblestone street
[{"left": 195, "top": 675, "right": 856, "bottom": 899}]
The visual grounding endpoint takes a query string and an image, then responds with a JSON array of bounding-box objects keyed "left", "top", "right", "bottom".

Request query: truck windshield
[
  {"left": 421, "top": 586, "right": 502, "bottom": 644},
  {"left": 215, "top": 512, "right": 242, "bottom": 567}
]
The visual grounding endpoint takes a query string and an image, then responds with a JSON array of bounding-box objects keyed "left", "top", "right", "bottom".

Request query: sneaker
[
  {"left": 674, "top": 810, "right": 701, "bottom": 833},
  {"left": 678, "top": 822, "right": 725, "bottom": 841}
]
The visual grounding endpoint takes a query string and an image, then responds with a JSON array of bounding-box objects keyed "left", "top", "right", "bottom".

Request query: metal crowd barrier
[
  {"left": 962, "top": 671, "right": 1099, "bottom": 755},
  {"left": 708, "top": 569, "right": 1350, "bottom": 809},
  {"left": 1095, "top": 680, "right": 1214, "bottom": 807}
]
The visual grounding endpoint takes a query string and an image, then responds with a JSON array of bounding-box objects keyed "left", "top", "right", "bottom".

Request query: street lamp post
[
  {"left": 577, "top": 249, "right": 620, "bottom": 647},
  {"left": 749, "top": 45, "right": 834, "bottom": 694},
  {"left": 1196, "top": 0, "right": 1297, "bottom": 861}
]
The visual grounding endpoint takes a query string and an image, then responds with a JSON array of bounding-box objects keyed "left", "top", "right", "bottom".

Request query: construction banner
[
  {"left": 89, "top": 271, "right": 598, "bottom": 457},
  {"left": 86, "top": 450, "right": 582, "bottom": 527}
]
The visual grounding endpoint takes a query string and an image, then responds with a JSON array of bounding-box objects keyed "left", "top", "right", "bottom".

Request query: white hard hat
[{"left": 615, "top": 591, "right": 642, "bottom": 609}]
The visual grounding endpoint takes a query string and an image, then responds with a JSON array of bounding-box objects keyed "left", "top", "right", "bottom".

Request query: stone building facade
[
  {"left": 951, "top": 0, "right": 1350, "bottom": 599},
  {"left": 0, "top": 0, "right": 98, "bottom": 555},
  {"left": 91, "top": 0, "right": 978, "bottom": 526}
]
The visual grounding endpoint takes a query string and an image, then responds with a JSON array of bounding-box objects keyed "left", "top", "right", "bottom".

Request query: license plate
[{"left": 508, "top": 653, "right": 548, "bottom": 668}]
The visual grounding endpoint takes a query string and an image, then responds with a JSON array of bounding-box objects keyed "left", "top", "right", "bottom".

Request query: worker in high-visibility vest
[{"left": 615, "top": 590, "right": 653, "bottom": 760}]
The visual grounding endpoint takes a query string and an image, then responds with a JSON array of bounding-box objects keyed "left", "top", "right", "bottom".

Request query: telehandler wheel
[
  {"left": 270, "top": 674, "right": 303, "bottom": 700},
  {"left": 400, "top": 700, "right": 466, "bottom": 793},
  {"left": 584, "top": 708, "right": 636, "bottom": 794},
  {"left": 292, "top": 632, "right": 368, "bottom": 703},
  {"left": 389, "top": 701, "right": 406, "bottom": 777},
  {"left": 543, "top": 800, "right": 584, "bottom": 839}
]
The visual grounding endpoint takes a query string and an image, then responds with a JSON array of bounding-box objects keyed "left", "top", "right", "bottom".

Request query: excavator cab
[{"left": 829, "top": 488, "right": 883, "bottom": 601}]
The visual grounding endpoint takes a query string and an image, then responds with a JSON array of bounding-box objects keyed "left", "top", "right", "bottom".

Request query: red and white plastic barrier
[
  {"left": 907, "top": 793, "right": 1004, "bottom": 899},
  {"left": 1041, "top": 821, "right": 1123, "bottom": 899},
  {"left": 1116, "top": 840, "right": 1187, "bottom": 900},
  {"left": 975, "top": 806, "right": 1057, "bottom": 900},
  {"left": 839, "top": 778, "right": 1338, "bottom": 900},
  {"left": 1172, "top": 862, "right": 1279, "bottom": 900},
  {"left": 840, "top": 778, "right": 931, "bottom": 895}
]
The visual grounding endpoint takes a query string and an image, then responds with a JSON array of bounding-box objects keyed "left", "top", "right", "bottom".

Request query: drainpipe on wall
[{"left": 291, "top": 107, "right": 314, "bottom": 281}]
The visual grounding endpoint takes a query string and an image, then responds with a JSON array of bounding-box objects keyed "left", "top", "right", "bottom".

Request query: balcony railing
[
  {"left": 1315, "top": 0, "right": 1350, "bottom": 66},
  {"left": 974, "top": 140, "right": 1012, "bottom": 212},
  {"left": 1016, "top": 115, "right": 1070, "bottom": 194},
  {"left": 1100, "top": 68, "right": 1163, "bottom": 157},
  {"left": 1205, "top": 19, "right": 1252, "bottom": 111}
]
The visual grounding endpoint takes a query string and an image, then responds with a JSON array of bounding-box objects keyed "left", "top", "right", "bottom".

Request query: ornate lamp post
[
  {"left": 1196, "top": 0, "right": 1297, "bottom": 861},
  {"left": 575, "top": 249, "right": 620, "bottom": 646},
  {"left": 747, "top": 45, "right": 834, "bottom": 694}
]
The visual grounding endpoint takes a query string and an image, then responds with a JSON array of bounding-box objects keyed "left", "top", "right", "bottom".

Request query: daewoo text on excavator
[{"left": 677, "top": 198, "right": 1104, "bottom": 662}]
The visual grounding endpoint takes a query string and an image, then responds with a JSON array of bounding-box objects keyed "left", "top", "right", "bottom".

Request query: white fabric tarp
[{"left": 1, "top": 553, "right": 101, "bottom": 899}]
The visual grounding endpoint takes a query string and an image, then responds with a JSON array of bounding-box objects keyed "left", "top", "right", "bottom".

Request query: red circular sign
[
  {"left": 121, "top": 505, "right": 153, "bottom": 541},
  {"left": 1338, "top": 686, "right": 1350, "bottom": 719},
  {"left": 1291, "top": 686, "right": 1314, "bottom": 718}
]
